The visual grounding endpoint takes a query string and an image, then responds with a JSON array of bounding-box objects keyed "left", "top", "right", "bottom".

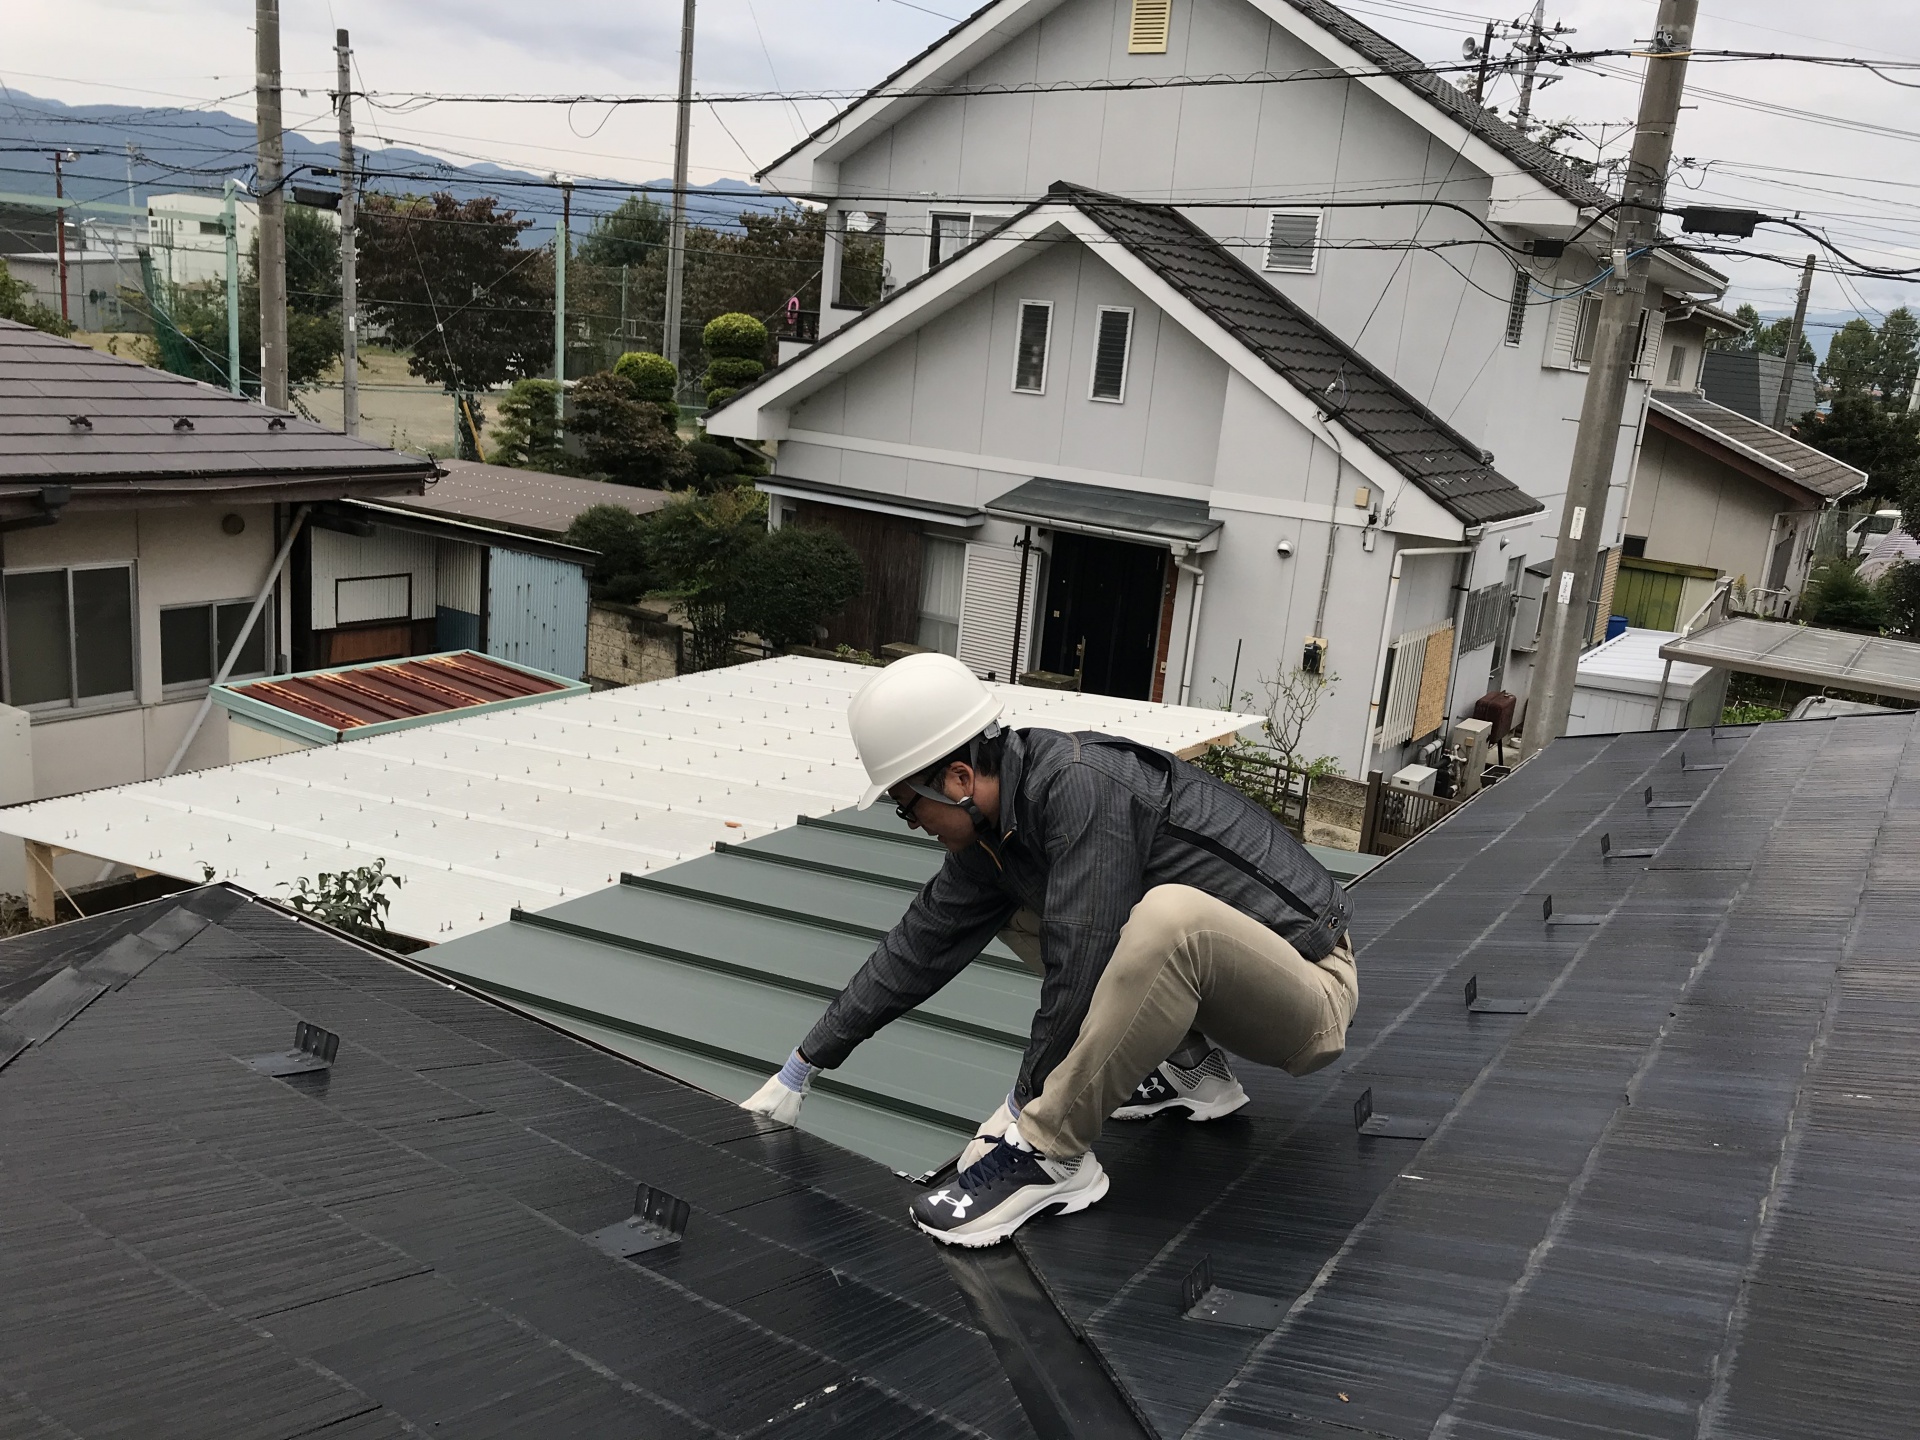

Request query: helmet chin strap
[{"left": 909, "top": 722, "right": 1004, "bottom": 836}]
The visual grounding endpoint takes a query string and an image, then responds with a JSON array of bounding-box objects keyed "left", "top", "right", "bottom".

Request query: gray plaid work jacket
[{"left": 800, "top": 727, "right": 1352, "bottom": 1105}]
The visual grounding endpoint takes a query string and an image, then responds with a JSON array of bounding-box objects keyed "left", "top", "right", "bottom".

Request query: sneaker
[
  {"left": 910, "top": 1122, "right": 1108, "bottom": 1247},
  {"left": 1110, "top": 1047, "right": 1250, "bottom": 1121}
]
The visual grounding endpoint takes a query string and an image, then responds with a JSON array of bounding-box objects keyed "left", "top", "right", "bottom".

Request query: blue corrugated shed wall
[{"left": 485, "top": 547, "right": 589, "bottom": 680}]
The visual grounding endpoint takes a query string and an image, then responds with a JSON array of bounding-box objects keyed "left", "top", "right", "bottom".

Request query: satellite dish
[{"left": 1462, "top": 36, "right": 1481, "bottom": 59}]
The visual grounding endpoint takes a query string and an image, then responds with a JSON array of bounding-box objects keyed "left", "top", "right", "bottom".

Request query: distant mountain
[{"left": 0, "top": 89, "right": 783, "bottom": 240}]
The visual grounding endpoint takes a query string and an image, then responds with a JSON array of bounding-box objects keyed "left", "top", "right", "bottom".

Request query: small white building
[
  {"left": 145, "top": 192, "right": 261, "bottom": 289},
  {"left": 1568, "top": 627, "right": 1720, "bottom": 736}
]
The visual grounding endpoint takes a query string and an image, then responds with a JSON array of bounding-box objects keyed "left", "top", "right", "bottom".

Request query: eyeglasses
[{"left": 892, "top": 778, "right": 967, "bottom": 827}]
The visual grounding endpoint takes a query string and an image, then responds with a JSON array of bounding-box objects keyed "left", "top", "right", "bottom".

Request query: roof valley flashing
[{"left": 706, "top": 183, "right": 1542, "bottom": 532}]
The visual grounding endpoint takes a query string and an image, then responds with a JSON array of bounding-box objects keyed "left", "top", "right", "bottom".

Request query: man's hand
[
  {"left": 741, "top": 1049, "right": 817, "bottom": 1126},
  {"left": 958, "top": 1094, "right": 1019, "bottom": 1171}
]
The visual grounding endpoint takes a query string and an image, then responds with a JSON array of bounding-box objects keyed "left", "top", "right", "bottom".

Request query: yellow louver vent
[{"left": 1128, "top": 0, "right": 1171, "bottom": 54}]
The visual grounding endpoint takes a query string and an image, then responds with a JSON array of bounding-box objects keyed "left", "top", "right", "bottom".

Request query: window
[
  {"left": 197, "top": 219, "right": 225, "bottom": 235},
  {"left": 1013, "top": 300, "right": 1052, "bottom": 393},
  {"left": 1571, "top": 295, "right": 1602, "bottom": 365},
  {"left": 834, "top": 210, "right": 886, "bottom": 309},
  {"left": 1089, "top": 306, "right": 1134, "bottom": 402},
  {"left": 161, "top": 599, "right": 272, "bottom": 688},
  {"left": 1128, "top": 0, "right": 1171, "bottom": 53},
  {"left": 929, "top": 212, "right": 971, "bottom": 268},
  {"left": 2, "top": 565, "right": 135, "bottom": 709},
  {"left": 1504, "top": 267, "right": 1529, "bottom": 346},
  {"left": 917, "top": 538, "right": 966, "bottom": 656},
  {"left": 1623, "top": 535, "right": 1647, "bottom": 559},
  {"left": 1666, "top": 342, "right": 1688, "bottom": 386},
  {"left": 1263, "top": 210, "right": 1321, "bottom": 274}
]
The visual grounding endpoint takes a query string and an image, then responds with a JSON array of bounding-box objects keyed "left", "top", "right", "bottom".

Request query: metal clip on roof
[
  {"left": 1465, "top": 974, "right": 1532, "bottom": 1015},
  {"left": 246, "top": 1020, "right": 339, "bottom": 1077},
  {"left": 1353, "top": 1086, "right": 1434, "bottom": 1140},
  {"left": 1542, "top": 895, "right": 1606, "bottom": 927},
  {"left": 1600, "top": 832, "right": 1659, "bottom": 861},
  {"left": 1180, "top": 1255, "right": 1285, "bottom": 1331},
  {"left": 589, "top": 1184, "right": 690, "bottom": 1260}
]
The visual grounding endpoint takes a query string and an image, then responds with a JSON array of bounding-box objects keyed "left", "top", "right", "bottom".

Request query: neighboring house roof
[
  {"left": 1648, "top": 389, "right": 1867, "bottom": 501},
  {"left": 1858, "top": 526, "right": 1920, "bottom": 583},
  {"left": 0, "top": 655, "right": 1252, "bottom": 944},
  {"left": 0, "top": 318, "right": 436, "bottom": 514},
  {"left": 216, "top": 650, "right": 585, "bottom": 746},
  {"left": 1701, "top": 347, "right": 1818, "bottom": 425},
  {"left": 1661, "top": 615, "right": 1920, "bottom": 703},
  {"left": 985, "top": 476, "right": 1221, "bottom": 548},
  {"left": 425, "top": 800, "right": 1376, "bottom": 1180},
  {"left": 0, "top": 886, "right": 1047, "bottom": 1437},
  {"left": 379, "top": 457, "right": 670, "bottom": 537},
  {"left": 709, "top": 185, "right": 1542, "bottom": 528}
]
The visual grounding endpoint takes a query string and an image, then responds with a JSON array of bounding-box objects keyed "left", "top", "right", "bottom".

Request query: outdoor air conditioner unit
[{"left": 1389, "top": 763, "right": 1437, "bottom": 796}]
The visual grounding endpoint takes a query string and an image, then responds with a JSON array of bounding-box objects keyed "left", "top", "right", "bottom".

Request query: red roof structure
[{"left": 223, "top": 651, "right": 577, "bottom": 738}]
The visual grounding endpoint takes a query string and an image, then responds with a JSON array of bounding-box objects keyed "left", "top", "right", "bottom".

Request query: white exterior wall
[
  {"left": 1626, "top": 427, "right": 1805, "bottom": 585},
  {"left": 1, "top": 504, "right": 279, "bottom": 800},
  {"left": 309, "top": 525, "right": 440, "bottom": 630}
]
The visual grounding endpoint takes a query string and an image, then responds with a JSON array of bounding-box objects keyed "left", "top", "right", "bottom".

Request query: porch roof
[
  {"left": 983, "top": 476, "right": 1220, "bottom": 549},
  {"left": 1659, "top": 616, "right": 1920, "bottom": 704}
]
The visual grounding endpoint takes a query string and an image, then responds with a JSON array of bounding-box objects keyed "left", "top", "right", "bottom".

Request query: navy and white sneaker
[
  {"left": 910, "top": 1122, "right": 1108, "bottom": 1247},
  {"left": 1111, "top": 1047, "right": 1250, "bottom": 1121}
]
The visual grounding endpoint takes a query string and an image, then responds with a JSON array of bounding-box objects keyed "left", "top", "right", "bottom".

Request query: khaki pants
[{"left": 1018, "top": 884, "right": 1357, "bottom": 1159}]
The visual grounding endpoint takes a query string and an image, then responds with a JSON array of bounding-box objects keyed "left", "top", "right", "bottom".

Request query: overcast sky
[{"left": 7, "top": 0, "right": 1916, "bottom": 340}]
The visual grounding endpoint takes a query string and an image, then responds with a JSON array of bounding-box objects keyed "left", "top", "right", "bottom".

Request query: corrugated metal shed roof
[
  {"left": 0, "top": 318, "right": 436, "bottom": 501},
  {"left": 0, "top": 655, "right": 1253, "bottom": 942},
  {"left": 1660, "top": 616, "right": 1920, "bottom": 703},
  {"left": 216, "top": 650, "right": 584, "bottom": 744},
  {"left": 380, "top": 457, "right": 670, "bottom": 537},
  {"left": 424, "top": 803, "right": 1376, "bottom": 1179}
]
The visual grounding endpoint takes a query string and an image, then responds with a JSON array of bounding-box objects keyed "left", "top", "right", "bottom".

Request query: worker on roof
[{"left": 742, "top": 652, "right": 1355, "bottom": 1247}]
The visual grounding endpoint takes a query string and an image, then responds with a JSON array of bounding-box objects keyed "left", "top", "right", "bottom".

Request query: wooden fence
[{"left": 1358, "top": 771, "right": 1467, "bottom": 855}]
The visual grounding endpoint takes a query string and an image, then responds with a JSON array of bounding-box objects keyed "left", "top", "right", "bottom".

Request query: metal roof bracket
[
  {"left": 590, "top": 1184, "right": 690, "bottom": 1260},
  {"left": 1465, "top": 975, "right": 1532, "bottom": 1015},
  {"left": 1680, "top": 752, "right": 1727, "bottom": 773},
  {"left": 1645, "top": 786, "right": 1695, "bottom": 811},
  {"left": 1542, "top": 895, "right": 1605, "bottom": 927},
  {"left": 1180, "top": 1255, "right": 1286, "bottom": 1330},
  {"left": 1353, "top": 1087, "right": 1434, "bottom": 1140},
  {"left": 1600, "top": 832, "right": 1659, "bottom": 861},
  {"left": 245, "top": 1020, "right": 339, "bottom": 1077}
]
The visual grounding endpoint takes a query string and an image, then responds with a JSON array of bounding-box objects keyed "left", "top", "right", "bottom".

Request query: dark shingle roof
[
  {"left": 0, "top": 319, "right": 436, "bottom": 496},
  {"left": 0, "top": 887, "right": 1043, "bottom": 1438},
  {"left": 1057, "top": 184, "right": 1541, "bottom": 525},
  {"left": 1650, "top": 388, "right": 1867, "bottom": 499}
]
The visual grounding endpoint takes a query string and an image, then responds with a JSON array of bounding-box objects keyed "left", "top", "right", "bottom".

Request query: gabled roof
[
  {"left": 1649, "top": 389, "right": 1867, "bottom": 500},
  {"left": 709, "top": 186, "right": 1542, "bottom": 528},
  {"left": 759, "top": 0, "right": 1607, "bottom": 212},
  {"left": 1060, "top": 184, "right": 1539, "bottom": 525},
  {"left": 0, "top": 319, "right": 435, "bottom": 513},
  {"left": 380, "top": 457, "right": 670, "bottom": 538}
]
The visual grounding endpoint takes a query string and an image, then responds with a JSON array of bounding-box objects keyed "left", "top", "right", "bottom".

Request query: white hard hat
[{"left": 847, "top": 652, "right": 1005, "bottom": 810}]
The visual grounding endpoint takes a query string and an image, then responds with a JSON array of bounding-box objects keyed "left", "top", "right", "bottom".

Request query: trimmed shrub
[
  {"left": 564, "top": 503, "right": 653, "bottom": 602},
  {"left": 735, "top": 525, "right": 866, "bottom": 651},
  {"left": 702, "top": 312, "right": 769, "bottom": 360},
  {"left": 569, "top": 371, "right": 692, "bottom": 488},
  {"left": 703, "top": 356, "right": 765, "bottom": 391},
  {"left": 612, "top": 350, "right": 679, "bottom": 402}
]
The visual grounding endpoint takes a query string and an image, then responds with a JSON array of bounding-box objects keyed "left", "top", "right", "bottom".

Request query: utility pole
[
  {"left": 1512, "top": 0, "right": 1546, "bottom": 137},
  {"left": 336, "top": 28, "right": 360, "bottom": 436},
  {"left": 1522, "top": 0, "right": 1696, "bottom": 760},
  {"left": 553, "top": 179, "right": 572, "bottom": 387},
  {"left": 51, "top": 151, "right": 71, "bottom": 326},
  {"left": 1469, "top": 21, "right": 1496, "bottom": 105},
  {"left": 663, "top": 0, "right": 697, "bottom": 381},
  {"left": 223, "top": 180, "right": 242, "bottom": 395},
  {"left": 255, "top": 0, "right": 288, "bottom": 409},
  {"left": 1770, "top": 254, "right": 1815, "bottom": 431}
]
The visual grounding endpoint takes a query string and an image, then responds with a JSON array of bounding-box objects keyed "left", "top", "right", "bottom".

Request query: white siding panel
[
  {"left": 437, "top": 540, "right": 483, "bottom": 614},
  {"left": 485, "top": 548, "right": 589, "bottom": 680},
  {"left": 309, "top": 526, "right": 438, "bottom": 629},
  {"left": 955, "top": 542, "right": 1039, "bottom": 683},
  {"left": 335, "top": 574, "right": 412, "bottom": 625}
]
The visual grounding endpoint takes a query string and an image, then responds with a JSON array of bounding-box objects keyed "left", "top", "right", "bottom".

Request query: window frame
[
  {"left": 159, "top": 595, "right": 275, "bottom": 694},
  {"left": 0, "top": 561, "right": 139, "bottom": 713},
  {"left": 928, "top": 211, "right": 972, "bottom": 269},
  {"left": 1262, "top": 209, "right": 1322, "bottom": 275},
  {"left": 1571, "top": 294, "right": 1603, "bottom": 365},
  {"left": 1088, "top": 305, "right": 1135, "bottom": 404},
  {"left": 1012, "top": 299, "right": 1054, "bottom": 395},
  {"left": 1665, "top": 342, "right": 1689, "bottom": 387},
  {"left": 832, "top": 209, "right": 888, "bottom": 311}
]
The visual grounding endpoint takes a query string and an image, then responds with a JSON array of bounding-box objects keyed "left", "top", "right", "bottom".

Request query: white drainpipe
[
  {"left": 1176, "top": 551, "right": 1207, "bottom": 706},
  {"left": 1359, "top": 543, "right": 1475, "bottom": 782}
]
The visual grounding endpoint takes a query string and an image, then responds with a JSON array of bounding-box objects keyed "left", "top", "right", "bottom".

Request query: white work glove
[
  {"left": 958, "top": 1095, "right": 1019, "bottom": 1171},
  {"left": 741, "top": 1049, "right": 817, "bottom": 1125}
]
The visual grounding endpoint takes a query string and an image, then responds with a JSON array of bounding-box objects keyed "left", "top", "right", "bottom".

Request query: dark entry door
[{"left": 1038, "top": 532, "right": 1167, "bottom": 700}]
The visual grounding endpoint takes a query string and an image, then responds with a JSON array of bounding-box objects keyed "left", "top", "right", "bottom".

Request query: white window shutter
[
  {"left": 1546, "top": 294, "right": 1582, "bottom": 369},
  {"left": 1634, "top": 308, "right": 1666, "bottom": 380},
  {"left": 955, "top": 543, "right": 1040, "bottom": 682}
]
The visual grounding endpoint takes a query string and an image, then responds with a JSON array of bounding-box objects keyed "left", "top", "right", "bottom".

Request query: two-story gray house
[{"left": 709, "top": 0, "right": 1729, "bottom": 775}]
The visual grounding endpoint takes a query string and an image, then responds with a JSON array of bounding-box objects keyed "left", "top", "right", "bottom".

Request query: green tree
[
  {"left": 735, "top": 526, "right": 865, "bottom": 649},
  {"left": 569, "top": 370, "right": 692, "bottom": 487},
  {"left": 642, "top": 485, "right": 770, "bottom": 670},
  {"left": 700, "top": 311, "right": 768, "bottom": 407},
  {"left": 1821, "top": 318, "right": 1880, "bottom": 400},
  {"left": 358, "top": 192, "right": 553, "bottom": 396},
  {"left": 1877, "top": 308, "right": 1919, "bottom": 411},
  {"left": 613, "top": 349, "right": 679, "bottom": 403},
  {"left": 0, "top": 256, "right": 75, "bottom": 335},
  {"left": 1877, "top": 560, "right": 1920, "bottom": 640},
  {"left": 1796, "top": 395, "right": 1920, "bottom": 514},
  {"left": 1800, "top": 556, "right": 1886, "bottom": 632},
  {"left": 577, "top": 194, "right": 671, "bottom": 270},
  {"left": 1710, "top": 302, "right": 1815, "bottom": 364},
  {"left": 564, "top": 503, "right": 653, "bottom": 603},
  {"left": 492, "top": 378, "right": 565, "bottom": 470}
]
